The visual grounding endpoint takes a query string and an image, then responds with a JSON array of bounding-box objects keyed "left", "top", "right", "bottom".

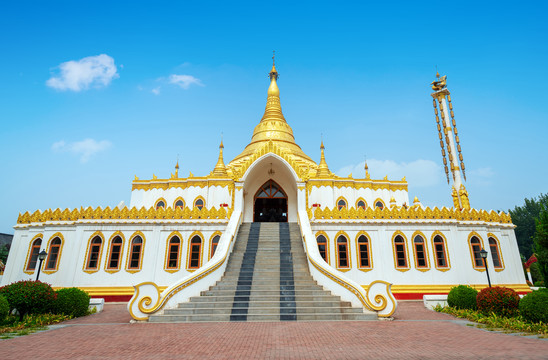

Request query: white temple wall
[
  {"left": 130, "top": 185, "right": 231, "bottom": 209},
  {"left": 308, "top": 186, "right": 410, "bottom": 209},
  {"left": 310, "top": 223, "right": 525, "bottom": 287},
  {"left": 2, "top": 222, "right": 228, "bottom": 288}
]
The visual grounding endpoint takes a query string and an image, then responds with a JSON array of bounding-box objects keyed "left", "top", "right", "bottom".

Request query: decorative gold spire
[
  {"left": 211, "top": 140, "right": 228, "bottom": 177},
  {"left": 364, "top": 158, "right": 370, "bottom": 179},
  {"left": 228, "top": 58, "right": 315, "bottom": 167},
  {"left": 316, "top": 141, "right": 331, "bottom": 177}
]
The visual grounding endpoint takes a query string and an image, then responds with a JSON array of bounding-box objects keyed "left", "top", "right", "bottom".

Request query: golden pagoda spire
[
  {"left": 211, "top": 140, "right": 228, "bottom": 177},
  {"left": 316, "top": 141, "right": 331, "bottom": 177},
  {"left": 228, "top": 56, "right": 315, "bottom": 166},
  {"left": 364, "top": 157, "right": 370, "bottom": 179}
]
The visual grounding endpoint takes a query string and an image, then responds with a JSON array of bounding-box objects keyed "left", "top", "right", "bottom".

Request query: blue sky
[{"left": 1, "top": 1, "right": 547, "bottom": 233}]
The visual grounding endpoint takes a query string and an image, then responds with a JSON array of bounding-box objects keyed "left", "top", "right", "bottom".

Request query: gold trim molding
[
  {"left": 311, "top": 206, "right": 512, "bottom": 224},
  {"left": 17, "top": 206, "right": 230, "bottom": 225}
]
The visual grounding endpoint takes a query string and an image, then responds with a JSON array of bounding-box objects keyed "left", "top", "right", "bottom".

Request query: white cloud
[
  {"left": 337, "top": 159, "right": 442, "bottom": 187},
  {"left": 151, "top": 87, "right": 161, "bottom": 95},
  {"left": 46, "top": 54, "right": 119, "bottom": 92},
  {"left": 52, "top": 138, "right": 112, "bottom": 163},
  {"left": 470, "top": 167, "right": 494, "bottom": 178},
  {"left": 168, "top": 74, "right": 203, "bottom": 89},
  {"left": 469, "top": 167, "right": 494, "bottom": 186}
]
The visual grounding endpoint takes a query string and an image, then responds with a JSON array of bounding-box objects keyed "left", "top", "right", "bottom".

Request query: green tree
[
  {"left": 0, "top": 244, "right": 9, "bottom": 264},
  {"left": 509, "top": 193, "right": 548, "bottom": 258},
  {"left": 533, "top": 205, "right": 548, "bottom": 284}
]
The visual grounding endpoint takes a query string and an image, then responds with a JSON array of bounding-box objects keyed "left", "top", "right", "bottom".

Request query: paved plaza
[{"left": 1, "top": 301, "right": 547, "bottom": 359}]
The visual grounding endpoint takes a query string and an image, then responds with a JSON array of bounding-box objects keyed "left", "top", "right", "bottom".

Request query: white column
[{"left": 440, "top": 96, "right": 463, "bottom": 191}]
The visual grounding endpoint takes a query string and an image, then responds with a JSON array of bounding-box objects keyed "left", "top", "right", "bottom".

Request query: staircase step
[{"left": 150, "top": 222, "right": 377, "bottom": 323}]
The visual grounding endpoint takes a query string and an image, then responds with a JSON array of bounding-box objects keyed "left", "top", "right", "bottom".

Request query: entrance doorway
[{"left": 253, "top": 180, "right": 288, "bottom": 222}]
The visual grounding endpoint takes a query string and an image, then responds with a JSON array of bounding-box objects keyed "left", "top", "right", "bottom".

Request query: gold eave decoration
[
  {"left": 227, "top": 139, "right": 319, "bottom": 181},
  {"left": 17, "top": 206, "right": 231, "bottom": 225},
  {"left": 310, "top": 206, "right": 512, "bottom": 224},
  {"left": 132, "top": 178, "right": 234, "bottom": 191},
  {"left": 306, "top": 178, "right": 408, "bottom": 191}
]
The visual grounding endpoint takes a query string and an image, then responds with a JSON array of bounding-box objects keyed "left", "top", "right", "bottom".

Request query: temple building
[{"left": 1, "top": 60, "right": 528, "bottom": 321}]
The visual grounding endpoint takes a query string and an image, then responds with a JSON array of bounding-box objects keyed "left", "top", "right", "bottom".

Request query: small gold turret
[
  {"left": 174, "top": 160, "right": 179, "bottom": 178},
  {"left": 210, "top": 141, "right": 228, "bottom": 177},
  {"left": 316, "top": 141, "right": 331, "bottom": 177},
  {"left": 364, "top": 159, "right": 370, "bottom": 179}
]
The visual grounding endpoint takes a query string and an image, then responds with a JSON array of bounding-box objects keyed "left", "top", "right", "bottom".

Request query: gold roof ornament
[
  {"left": 316, "top": 141, "right": 331, "bottom": 178},
  {"left": 228, "top": 58, "right": 317, "bottom": 176},
  {"left": 431, "top": 74, "right": 447, "bottom": 91},
  {"left": 210, "top": 141, "right": 229, "bottom": 177}
]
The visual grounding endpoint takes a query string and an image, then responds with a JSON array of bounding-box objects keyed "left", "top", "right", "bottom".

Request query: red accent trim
[{"left": 101, "top": 295, "right": 132, "bottom": 302}]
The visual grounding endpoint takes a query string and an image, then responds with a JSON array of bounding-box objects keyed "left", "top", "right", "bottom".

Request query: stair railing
[
  {"left": 128, "top": 211, "right": 243, "bottom": 320},
  {"left": 297, "top": 209, "right": 397, "bottom": 318}
]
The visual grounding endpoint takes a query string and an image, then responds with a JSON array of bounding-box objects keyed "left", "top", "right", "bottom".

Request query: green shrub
[
  {"left": 476, "top": 286, "right": 520, "bottom": 317},
  {"left": 54, "top": 288, "right": 90, "bottom": 318},
  {"left": 534, "top": 280, "right": 545, "bottom": 287},
  {"left": 519, "top": 288, "right": 548, "bottom": 323},
  {"left": 447, "top": 285, "right": 478, "bottom": 310},
  {"left": 0, "top": 280, "right": 56, "bottom": 320},
  {"left": 0, "top": 295, "right": 9, "bottom": 321}
]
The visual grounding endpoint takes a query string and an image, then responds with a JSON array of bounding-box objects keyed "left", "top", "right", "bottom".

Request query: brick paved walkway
[{"left": 1, "top": 301, "right": 547, "bottom": 359}]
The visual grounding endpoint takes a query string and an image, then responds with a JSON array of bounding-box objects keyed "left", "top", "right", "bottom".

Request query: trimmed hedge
[
  {"left": 0, "top": 280, "right": 57, "bottom": 320},
  {"left": 447, "top": 285, "right": 478, "bottom": 310},
  {"left": 476, "top": 286, "right": 519, "bottom": 317},
  {"left": 54, "top": 288, "right": 90, "bottom": 318},
  {"left": 0, "top": 295, "right": 9, "bottom": 321},
  {"left": 519, "top": 289, "right": 548, "bottom": 323}
]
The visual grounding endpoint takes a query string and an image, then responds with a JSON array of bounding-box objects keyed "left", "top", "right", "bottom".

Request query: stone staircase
[{"left": 149, "top": 222, "right": 377, "bottom": 322}]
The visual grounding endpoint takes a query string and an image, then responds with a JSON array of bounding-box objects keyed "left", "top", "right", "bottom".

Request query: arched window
[
  {"left": 375, "top": 199, "right": 384, "bottom": 210},
  {"left": 413, "top": 235, "right": 428, "bottom": 269},
  {"left": 336, "top": 235, "right": 350, "bottom": 269},
  {"left": 85, "top": 236, "right": 103, "bottom": 270},
  {"left": 357, "top": 200, "right": 366, "bottom": 210},
  {"left": 106, "top": 235, "right": 123, "bottom": 270},
  {"left": 194, "top": 198, "right": 204, "bottom": 210},
  {"left": 489, "top": 237, "right": 503, "bottom": 269},
  {"left": 337, "top": 198, "right": 347, "bottom": 210},
  {"left": 469, "top": 236, "right": 485, "bottom": 269},
  {"left": 188, "top": 235, "right": 202, "bottom": 269},
  {"left": 128, "top": 236, "right": 143, "bottom": 270},
  {"left": 316, "top": 234, "right": 328, "bottom": 263},
  {"left": 210, "top": 235, "right": 220, "bottom": 259},
  {"left": 174, "top": 199, "right": 185, "bottom": 209},
  {"left": 433, "top": 235, "right": 449, "bottom": 269},
  {"left": 166, "top": 236, "right": 181, "bottom": 269},
  {"left": 155, "top": 200, "right": 165, "bottom": 209},
  {"left": 26, "top": 238, "right": 42, "bottom": 271},
  {"left": 393, "top": 235, "right": 408, "bottom": 269},
  {"left": 357, "top": 235, "right": 371, "bottom": 269},
  {"left": 45, "top": 237, "right": 62, "bottom": 271}
]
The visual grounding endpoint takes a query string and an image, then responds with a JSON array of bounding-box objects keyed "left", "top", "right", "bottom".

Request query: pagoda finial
[
  {"left": 364, "top": 156, "right": 370, "bottom": 179},
  {"left": 269, "top": 51, "right": 278, "bottom": 81},
  {"left": 317, "top": 141, "right": 331, "bottom": 177},
  {"left": 174, "top": 155, "right": 179, "bottom": 178},
  {"left": 211, "top": 139, "right": 228, "bottom": 177}
]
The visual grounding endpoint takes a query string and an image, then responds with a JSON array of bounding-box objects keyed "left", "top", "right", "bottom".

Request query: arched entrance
[{"left": 253, "top": 180, "right": 288, "bottom": 222}]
